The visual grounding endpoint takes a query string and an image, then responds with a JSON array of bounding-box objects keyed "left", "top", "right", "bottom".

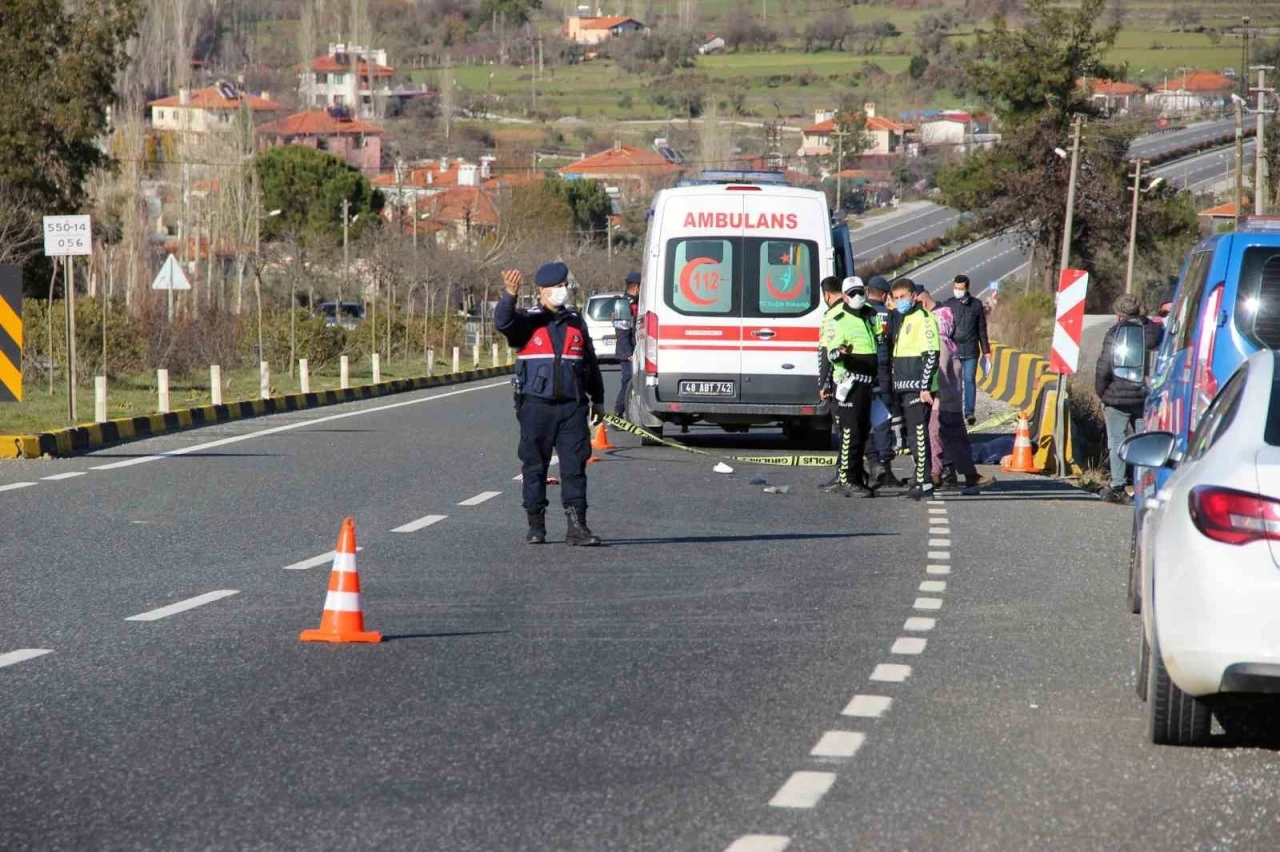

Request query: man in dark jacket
[
  {"left": 942, "top": 274, "right": 991, "bottom": 426},
  {"left": 613, "top": 272, "right": 641, "bottom": 417},
  {"left": 1095, "top": 293, "right": 1164, "bottom": 505}
]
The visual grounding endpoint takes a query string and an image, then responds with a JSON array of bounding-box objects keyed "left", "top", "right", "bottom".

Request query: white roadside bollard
[
  {"left": 210, "top": 364, "right": 222, "bottom": 406},
  {"left": 452, "top": 347, "right": 460, "bottom": 373},
  {"left": 472, "top": 344, "right": 479, "bottom": 369},
  {"left": 299, "top": 358, "right": 310, "bottom": 394},
  {"left": 372, "top": 353, "right": 381, "bottom": 383},
  {"left": 94, "top": 376, "right": 107, "bottom": 423},
  {"left": 340, "top": 355, "right": 350, "bottom": 389},
  {"left": 259, "top": 361, "right": 270, "bottom": 400},
  {"left": 427, "top": 348, "right": 434, "bottom": 377},
  {"left": 157, "top": 369, "right": 170, "bottom": 414},
  {"left": 492, "top": 343, "right": 499, "bottom": 366}
]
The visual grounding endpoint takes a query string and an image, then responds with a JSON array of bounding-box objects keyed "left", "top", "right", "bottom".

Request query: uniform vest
[
  {"left": 516, "top": 315, "right": 590, "bottom": 402},
  {"left": 893, "top": 307, "right": 941, "bottom": 393}
]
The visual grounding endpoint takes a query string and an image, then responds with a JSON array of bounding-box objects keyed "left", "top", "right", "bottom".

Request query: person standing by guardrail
[
  {"left": 1094, "top": 293, "right": 1163, "bottom": 505},
  {"left": 929, "top": 307, "right": 990, "bottom": 496},
  {"left": 942, "top": 274, "right": 992, "bottom": 427}
]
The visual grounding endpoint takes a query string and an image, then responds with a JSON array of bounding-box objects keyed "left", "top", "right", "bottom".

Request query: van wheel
[
  {"left": 640, "top": 425, "right": 665, "bottom": 447},
  {"left": 1147, "top": 631, "right": 1212, "bottom": 746}
]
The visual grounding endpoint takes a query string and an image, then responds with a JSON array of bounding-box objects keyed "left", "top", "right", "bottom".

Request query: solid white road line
[
  {"left": 928, "top": 538, "right": 952, "bottom": 547},
  {"left": 810, "top": 731, "right": 866, "bottom": 759},
  {"left": 920, "top": 580, "right": 947, "bottom": 593},
  {"left": 769, "top": 771, "right": 837, "bottom": 809},
  {"left": 391, "top": 514, "right": 448, "bottom": 533},
  {"left": 892, "top": 637, "right": 927, "bottom": 655},
  {"left": 842, "top": 694, "right": 893, "bottom": 718},
  {"left": 0, "top": 482, "right": 37, "bottom": 493},
  {"left": 904, "top": 617, "right": 936, "bottom": 632},
  {"left": 281, "top": 547, "right": 364, "bottom": 571},
  {"left": 927, "top": 551, "right": 951, "bottom": 561},
  {"left": 458, "top": 491, "right": 501, "bottom": 506},
  {"left": 125, "top": 590, "right": 240, "bottom": 621},
  {"left": 926, "top": 564, "right": 952, "bottom": 575},
  {"left": 0, "top": 649, "right": 53, "bottom": 669},
  {"left": 42, "top": 471, "right": 87, "bottom": 481},
  {"left": 90, "top": 381, "right": 509, "bottom": 471},
  {"left": 914, "top": 597, "right": 944, "bottom": 611},
  {"left": 870, "top": 663, "right": 912, "bottom": 683},
  {"left": 724, "top": 836, "right": 791, "bottom": 852}
]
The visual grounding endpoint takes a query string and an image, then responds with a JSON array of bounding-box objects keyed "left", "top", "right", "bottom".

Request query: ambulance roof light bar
[{"left": 678, "top": 170, "right": 789, "bottom": 187}]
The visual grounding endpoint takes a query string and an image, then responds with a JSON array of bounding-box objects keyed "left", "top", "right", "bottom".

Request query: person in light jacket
[{"left": 928, "top": 306, "right": 991, "bottom": 496}]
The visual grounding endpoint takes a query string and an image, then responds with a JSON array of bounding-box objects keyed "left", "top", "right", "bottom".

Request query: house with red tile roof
[
  {"left": 148, "top": 83, "right": 283, "bottom": 134},
  {"left": 559, "top": 143, "right": 680, "bottom": 198},
  {"left": 1078, "top": 78, "right": 1145, "bottom": 114},
  {"left": 798, "top": 104, "right": 908, "bottom": 158},
  {"left": 421, "top": 187, "right": 501, "bottom": 247},
  {"left": 257, "top": 110, "right": 384, "bottom": 174},
  {"left": 300, "top": 43, "right": 395, "bottom": 119},
  {"left": 566, "top": 15, "right": 645, "bottom": 45},
  {"left": 1147, "top": 71, "right": 1235, "bottom": 116}
]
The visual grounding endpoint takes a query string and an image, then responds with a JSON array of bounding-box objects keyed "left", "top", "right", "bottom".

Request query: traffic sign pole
[
  {"left": 1053, "top": 117, "right": 1084, "bottom": 477},
  {"left": 65, "top": 257, "right": 77, "bottom": 422}
]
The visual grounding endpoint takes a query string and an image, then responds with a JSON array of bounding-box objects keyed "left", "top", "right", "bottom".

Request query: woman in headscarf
[{"left": 929, "top": 306, "right": 991, "bottom": 495}]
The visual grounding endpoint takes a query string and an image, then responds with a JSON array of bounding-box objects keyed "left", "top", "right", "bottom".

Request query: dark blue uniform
[
  {"left": 613, "top": 290, "right": 639, "bottom": 417},
  {"left": 494, "top": 291, "right": 605, "bottom": 511}
]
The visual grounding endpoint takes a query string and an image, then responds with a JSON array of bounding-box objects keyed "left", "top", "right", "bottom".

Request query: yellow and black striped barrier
[
  {"left": 977, "top": 342, "right": 1079, "bottom": 475},
  {"left": 0, "top": 265, "right": 21, "bottom": 403},
  {"left": 601, "top": 413, "right": 837, "bottom": 468}
]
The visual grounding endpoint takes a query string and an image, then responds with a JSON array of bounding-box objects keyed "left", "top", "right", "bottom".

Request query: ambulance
[{"left": 624, "top": 174, "right": 855, "bottom": 447}]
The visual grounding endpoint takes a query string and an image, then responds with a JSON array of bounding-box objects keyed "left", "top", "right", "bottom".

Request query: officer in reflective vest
[
  {"left": 889, "top": 277, "right": 940, "bottom": 501},
  {"left": 818, "top": 276, "right": 887, "bottom": 498},
  {"left": 495, "top": 263, "right": 605, "bottom": 546}
]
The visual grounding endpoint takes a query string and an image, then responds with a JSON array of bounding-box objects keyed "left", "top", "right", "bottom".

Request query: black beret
[
  {"left": 534, "top": 262, "right": 569, "bottom": 287},
  {"left": 625, "top": 271, "right": 641, "bottom": 285}
]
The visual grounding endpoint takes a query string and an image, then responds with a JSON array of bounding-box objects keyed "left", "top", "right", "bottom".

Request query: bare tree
[{"left": 0, "top": 190, "right": 41, "bottom": 267}]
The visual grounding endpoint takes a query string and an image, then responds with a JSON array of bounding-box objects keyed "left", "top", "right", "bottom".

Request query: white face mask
[
  {"left": 953, "top": 289, "right": 968, "bottom": 300},
  {"left": 846, "top": 295, "right": 866, "bottom": 310},
  {"left": 545, "top": 286, "right": 569, "bottom": 308}
]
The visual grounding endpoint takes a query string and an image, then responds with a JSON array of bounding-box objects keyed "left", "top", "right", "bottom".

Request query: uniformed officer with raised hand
[{"left": 495, "top": 263, "right": 605, "bottom": 546}]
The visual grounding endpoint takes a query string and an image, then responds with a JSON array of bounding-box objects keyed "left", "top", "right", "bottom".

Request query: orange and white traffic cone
[
  {"left": 1001, "top": 413, "right": 1041, "bottom": 474},
  {"left": 300, "top": 517, "right": 381, "bottom": 644},
  {"left": 591, "top": 421, "right": 617, "bottom": 451}
]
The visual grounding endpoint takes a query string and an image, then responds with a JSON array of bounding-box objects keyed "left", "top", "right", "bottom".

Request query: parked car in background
[
  {"left": 584, "top": 292, "right": 631, "bottom": 363},
  {"left": 318, "top": 301, "right": 365, "bottom": 330},
  {"left": 1123, "top": 350, "right": 1280, "bottom": 746}
]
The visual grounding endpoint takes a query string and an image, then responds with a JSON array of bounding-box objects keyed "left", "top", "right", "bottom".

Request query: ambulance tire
[
  {"left": 804, "top": 424, "right": 833, "bottom": 451},
  {"left": 785, "top": 419, "right": 831, "bottom": 451}
]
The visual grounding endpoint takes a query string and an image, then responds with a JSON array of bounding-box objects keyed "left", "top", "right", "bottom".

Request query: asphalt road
[
  {"left": 1129, "top": 118, "right": 1238, "bottom": 160},
  {"left": 1152, "top": 138, "right": 1257, "bottom": 194},
  {"left": 3, "top": 371, "right": 1279, "bottom": 851},
  {"left": 852, "top": 202, "right": 962, "bottom": 265}
]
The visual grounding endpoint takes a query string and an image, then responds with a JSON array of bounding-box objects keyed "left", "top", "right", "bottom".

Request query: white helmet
[{"left": 842, "top": 275, "right": 865, "bottom": 296}]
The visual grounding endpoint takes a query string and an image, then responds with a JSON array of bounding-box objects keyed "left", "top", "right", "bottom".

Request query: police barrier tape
[{"left": 600, "top": 413, "right": 838, "bottom": 468}]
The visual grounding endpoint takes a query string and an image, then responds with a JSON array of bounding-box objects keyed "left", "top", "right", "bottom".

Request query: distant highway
[{"left": 1128, "top": 118, "right": 1238, "bottom": 160}]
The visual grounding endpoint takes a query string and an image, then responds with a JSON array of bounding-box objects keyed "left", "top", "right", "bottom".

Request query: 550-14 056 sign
[{"left": 43, "top": 215, "right": 93, "bottom": 257}]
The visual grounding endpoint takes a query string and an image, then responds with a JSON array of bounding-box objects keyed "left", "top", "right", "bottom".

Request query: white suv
[{"left": 584, "top": 293, "right": 631, "bottom": 363}]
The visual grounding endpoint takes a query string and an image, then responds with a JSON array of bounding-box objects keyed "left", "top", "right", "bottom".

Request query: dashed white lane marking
[
  {"left": 89, "top": 381, "right": 509, "bottom": 471},
  {"left": 870, "top": 663, "right": 912, "bottom": 683},
  {"left": 810, "top": 731, "right": 866, "bottom": 758},
  {"left": 125, "top": 590, "right": 240, "bottom": 621},
  {"left": 391, "top": 514, "right": 448, "bottom": 533},
  {"left": 926, "top": 564, "right": 952, "bottom": 575},
  {"left": 904, "top": 617, "right": 936, "bottom": 632},
  {"left": 891, "top": 637, "right": 928, "bottom": 655},
  {"left": 927, "top": 500, "right": 946, "bottom": 506},
  {"left": 769, "top": 771, "right": 837, "bottom": 809},
  {"left": 513, "top": 455, "right": 560, "bottom": 480},
  {"left": 928, "top": 508, "right": 948, "bottom": 515},
  {"left": 927, "top": 551, "right": 951, "bottom": 561},
  {"left": 42, "top": 471, "right": 87, "bottom": 481},
  {"left": 724, "top": 836, "right": 791, "bottom": 852},
  {"left": 919, "top": 580, "right": 947, "bottom": 593},
  {"left": 282, "top": 547, "right": 364, "bottom": 571},
  {"left": 458, "top": 491, "right": 501, "bottom": 506},
  {"left": 0, "top": 482, "right": 37, "bottom": 493},
  {"left": 928, "top": 538, "right": 952, "bottom": 547},
  {"left": 843, "top": 694, "right": 892, "bottom": 718},
  {"left": 0, "top": 649, "right": 53, "bottom": 669},
  {"left": 914, "top": 597, "right": 944, "bottom": 611}
]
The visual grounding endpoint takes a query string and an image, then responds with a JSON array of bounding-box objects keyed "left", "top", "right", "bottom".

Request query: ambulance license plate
[{"left": 680, "top": 381, "right": 735, "bottom": 396}]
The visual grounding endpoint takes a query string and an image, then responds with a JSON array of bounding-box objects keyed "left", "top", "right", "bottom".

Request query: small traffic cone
[
  {"left": 300, "top": 517, "right": 381, "bottom": 644},
  {"left": 591, "top": 422, "right": 617, "bottom": 451},
  {"left": 1001, "top": 413, "right": 1041, "bottom": 474}
]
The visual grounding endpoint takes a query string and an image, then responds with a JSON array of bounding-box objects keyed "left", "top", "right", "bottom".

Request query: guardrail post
[
  {"left": 427, "top": 348, "right": 434, "bottom": 376},
  {"left": 452, "top": 347, "right": 460, "bottom": 373},
  {"left": 372, "top": 353, "right": 381, "bottom": 383},
  {"left": 472, "top": 344, "right": 479, "bottom": 368},
  {"left": 259, "top": 361, "right": 270, "bottom": 400},
  {"left": 94, "top": 376, "right": 107, "bottom": 423},
  {"left": 491, "top": 343, "right": 499, "bottom": 366},
  {"left": 299, "top": 359, "right": 310, "bottom": 394},
  {"left": 157, "top": 369, "right": 170, "bottom": 413},
  {"left": 340, "top": 355, "right": 350, "bottom": 389},
  {"left": 210, "top": 365, "right": 222, "bottom": 406}
]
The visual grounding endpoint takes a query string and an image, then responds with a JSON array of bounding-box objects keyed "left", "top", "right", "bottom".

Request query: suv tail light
[
  {"left": 1190, "top": 284, "right": 1223, "bottom": 430},
  {"left": 643, "top": 311, "right": 659, "bottom": 375},
  {"left": 1189, "top": 486, "right": 1280, "bottom": 545}
]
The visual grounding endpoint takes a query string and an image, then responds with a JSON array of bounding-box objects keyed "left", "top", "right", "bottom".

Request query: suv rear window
[
  {"left": 586, "top": 297, "right": 629, "bottom": 322},
  {"left": 1235, "top": 247, "right": 1280, "bottom": 349}
]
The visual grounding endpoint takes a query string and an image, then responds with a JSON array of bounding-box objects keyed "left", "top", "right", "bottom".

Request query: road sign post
[
  {"left": 1049, "top": 268, "right": 1089, "bottom": 477},
  {"left": 44, "top": 215, "right": 93, "bottom": 422},
  {"left": 151, "top": 253, "right": 192, "bottom": 321}
]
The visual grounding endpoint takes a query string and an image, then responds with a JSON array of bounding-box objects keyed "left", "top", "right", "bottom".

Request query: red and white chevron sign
[{"left": 1049, "top": 268, "right": 1089, "bottom": 375}]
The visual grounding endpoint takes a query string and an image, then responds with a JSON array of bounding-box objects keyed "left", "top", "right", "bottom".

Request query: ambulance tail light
[{"left": 644, "top": 311, "right": 659, "bottom": 375}]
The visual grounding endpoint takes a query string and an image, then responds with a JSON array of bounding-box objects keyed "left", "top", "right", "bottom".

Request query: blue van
[{"left": 1128, "top": 218, "right": 1280, "bottom": 612}]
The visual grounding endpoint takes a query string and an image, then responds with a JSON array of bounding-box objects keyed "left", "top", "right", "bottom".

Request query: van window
[
  {"left": 665, "top": 238, "right": 736, "bottom": 315},
  {"left": 586, "top": 297, "right": 629, "bottom": 322},
  {"left": 1168, "top": 251, "right": 1212, "bottom": 353},
  {"left": 748, "top": 239, "right": 819, "bottom": 317},
  {"left": 1234, "top": 248, "right": 1280, "bottom": 349}
]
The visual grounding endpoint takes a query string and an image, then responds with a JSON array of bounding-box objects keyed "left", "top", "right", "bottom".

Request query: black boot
[
  {"left": 565, "top": 507, "right": 602, "bottom": 546},
  {"left": 526, "top": 509, "right": 547, "bottom": 544}
]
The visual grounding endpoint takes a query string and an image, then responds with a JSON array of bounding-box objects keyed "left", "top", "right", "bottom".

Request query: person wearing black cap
[
  {"left": 863, "top": 275, "right": 904, "bottom": 486},
  {"left": 495, "top": 264, "right": 605, "bottom": 545},
  {"left": 613, "top": 271, "right": 642, "bottom": 417}
]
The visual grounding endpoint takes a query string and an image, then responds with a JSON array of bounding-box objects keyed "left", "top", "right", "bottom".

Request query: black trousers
[
  {"left": 518, "top": 399, "right": 590, "bottom": 510},
  {"left": 899, "top": 393, "right": 933, "bottom": 489},
  {"left": 835, "top": 383, "right": 873, "bottom": 485},
  {"left": 614, "top": 356, "right": 633, "bottom": 416}
]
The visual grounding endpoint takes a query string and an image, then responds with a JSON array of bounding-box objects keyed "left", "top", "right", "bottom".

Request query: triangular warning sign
[{"left": 151, "top": 254, "right": 192, "bottom": 291}]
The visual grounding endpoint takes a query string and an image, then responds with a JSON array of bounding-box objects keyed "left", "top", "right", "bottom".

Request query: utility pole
[
  {"left": 1053, "top": 114, "right": 1084, "bottom": 477},
  {"left": 341, "top": 197, "right": 350, "bottom": 308},
  {"left": 833, "top": 125, "right": 849, "bottom": 213},
  {"left": 1235, "top": 96, "right": 1245, "bottom": 228},
  {"left": 1253, "top": 65, "right": 1274, "bottom": 215},
  {"left": 1124, "top": 159, "right": 1147, "bottom": 296}
]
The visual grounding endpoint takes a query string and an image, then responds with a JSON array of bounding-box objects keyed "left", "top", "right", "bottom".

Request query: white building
[
  {"left": 148, "top": 83, "right": 282, "bottom": 134},
  {"left": 299, "top": 43, "right": 395, "bottom": 119}
]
